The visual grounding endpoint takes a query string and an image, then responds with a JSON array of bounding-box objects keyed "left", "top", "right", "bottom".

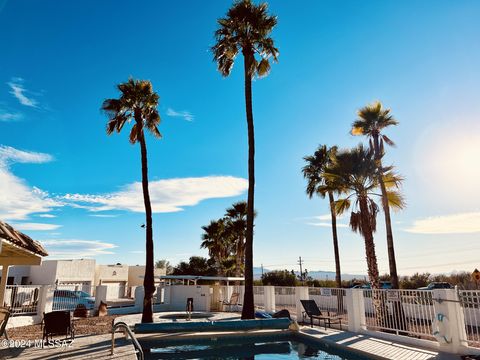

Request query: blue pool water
[{"left": 141, "top": 334, "right": 369, "bottom": 359}]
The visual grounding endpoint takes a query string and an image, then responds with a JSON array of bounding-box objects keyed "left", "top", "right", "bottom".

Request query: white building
[{"left": 28, "top": 259, "right": 96, "bottom": 288}]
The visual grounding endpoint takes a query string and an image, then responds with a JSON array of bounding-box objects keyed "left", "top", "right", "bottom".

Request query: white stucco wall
[
  {"left": 6, "top": 266, "right": 31, "bottom": 284},
  {"left": 168, "top": 285, "right": 210, "bottom": 312},
  {"left": 128, "top": 265, "right": 165, "bottom": 286},
  {"left": 28, "top": 259, "right": 96, "bottom": 285},
  {"left": 28, "top": 260, "right": 58, "bottom": 285}
]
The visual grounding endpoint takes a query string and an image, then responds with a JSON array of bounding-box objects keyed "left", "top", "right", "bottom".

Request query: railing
[
  {"left": 4, "top": 285, "right": 41, "bottom": 315},
  {"left": 253, "top": 286, "right": 265, "bottom": 309},
  {"left": 274, "top": 287, "right": 296, "bottom": 314},
  {"left": 459, "top": 290, "right": 480, "bottom": 348},
  {"left": 53, "top": 285, "right": 96, "bottom": 311},
  {"left": 111, "top": 321, "right": 144, "bottom": 360},
  {"left": 362, "top": 289, "right": 437, "bottom": 340},
  {"left": 309, "top": 287, "right": 348, "bottom": 325}
]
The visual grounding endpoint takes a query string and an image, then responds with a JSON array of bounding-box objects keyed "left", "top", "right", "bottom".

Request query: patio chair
[
  {"left": 300, "top": 299, "right": 342, "bottom": 330},
  {"left": 0, "top": 307, "right": 10, "bottom": 340},
  {"left": 42, "top": 310, "right": 75, "bottom": 344},
  {"left": 222, "top": 292, "right": 241, "bottom": 312}
]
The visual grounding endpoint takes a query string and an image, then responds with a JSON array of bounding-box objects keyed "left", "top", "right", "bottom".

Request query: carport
[{"left": 0, "top": 220, "right": 48, "bottom": 305}]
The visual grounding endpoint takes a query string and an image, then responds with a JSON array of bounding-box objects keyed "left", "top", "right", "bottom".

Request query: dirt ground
[{"left": 7, "top": 315, "right": 121, "bottom": 340}]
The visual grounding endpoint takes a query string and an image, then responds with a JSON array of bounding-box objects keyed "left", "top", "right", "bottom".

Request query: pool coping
[{"left": 133, "top": 327, "right": 460, "bottom": 360}]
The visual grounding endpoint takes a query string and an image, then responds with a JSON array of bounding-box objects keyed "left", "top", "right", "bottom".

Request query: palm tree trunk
[
  {"left": 139, "top": 133, "right": 155, "bottom": 323},
  {"left": 241, "top": 50, "right": 255, "bottom": 320},
  {"left": 372, "top": 135, "right": 399, "bottom": 289},
  {"left": 358, "top": 196, "right": 387, "bottom": 327},
  {"left": 236, "top": 236, "right": 244, "bottom": 277},
  {"left": 328, "top": 191, "right": 342, "bottom": 288}
]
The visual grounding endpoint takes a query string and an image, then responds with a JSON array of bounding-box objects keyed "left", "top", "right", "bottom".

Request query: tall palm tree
[
  {"left": 302, "top": 145, "right": 343, "bottom": 288},
  {"left": 352, "top": 101, "right": 401, "bottom": 288},
  {"left": 212, "top": 0, "right": 278, "bottom": 319},
  {"left": 101, "top": 78, "right": 161, "bottom": 323},
  {"left": 201, "top": 219, "right": 229, "bottom": 276},
  {"left": 323, "top": 144, "right": 404, "bottom": 290}
]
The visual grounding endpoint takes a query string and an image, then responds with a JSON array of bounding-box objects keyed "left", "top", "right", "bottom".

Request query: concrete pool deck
[{"left": 0, "top": 312, "right": 466, "bottom": 359}]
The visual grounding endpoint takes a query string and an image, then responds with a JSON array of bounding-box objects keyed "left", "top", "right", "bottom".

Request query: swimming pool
[{"left": 140, "top": 333, "right": 372, "bottom": 359}]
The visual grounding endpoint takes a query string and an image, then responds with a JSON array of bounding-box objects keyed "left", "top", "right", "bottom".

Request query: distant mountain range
[{"left": 253, "top": 267, "right": 366, "bottom": 281}]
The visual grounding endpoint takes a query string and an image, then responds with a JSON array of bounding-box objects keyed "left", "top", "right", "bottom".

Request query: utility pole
[{"left": 298, "top": 256, "right": 304, "bottom": 282}]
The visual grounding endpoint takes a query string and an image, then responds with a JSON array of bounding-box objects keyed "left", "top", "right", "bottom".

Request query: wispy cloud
[
  {"left": 11, "top": 222, "right": 62, "bottom": 231},
  {"left": 0, "top": 146, "right": 60, "bottom": 221},
  {"left": 40, "top": 239, "right": 117, "bottom": 258},
  {"left": 405, "top": 212, "right": 480, "bottom": 234},
  {"left": 307, "top": 221, "right": 349, "bottom": 228},
  {"left": 37, "top": 214, "right": 56, "bottom": 218},
  {"left": 62, "top": 176, "right": 247, "bottom": 213},
  {"left": 167, "top": 108, "right": 194, "bottom": 122},
  {"left": 7, "top": 77, "right": 38, "bottom": 107},
  {"left": 89, "top": 214, "right": 119, "bottom": 218},
  {"left": 0, "top": 111, "right": 22, "bottom": 122},
  {"left": 0, "top": 145, "right": 53, "bottom": 164}
]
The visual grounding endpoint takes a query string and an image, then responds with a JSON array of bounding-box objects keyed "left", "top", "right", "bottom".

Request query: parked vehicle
[
  {"left": 52, "top": 290, "right": 95, "bottom": 310},
  {"left": 361, "top": 281, "right": 392, "bottom": 289},
  {"left": 417, "top": 282, "right": 452, "bottom": 290}
]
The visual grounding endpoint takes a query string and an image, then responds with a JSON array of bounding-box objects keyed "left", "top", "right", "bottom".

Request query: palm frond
[
  {"left": 335, "top": 198, "right": 351, "bottom": 215},
  {"left": 386, "top": 191, "right": 406, "bottom": 210}
]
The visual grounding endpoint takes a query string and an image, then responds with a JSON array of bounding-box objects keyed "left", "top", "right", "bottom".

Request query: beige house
[
  {"left": 95, "top": 263, "right": 129, "bottom": 298},
  {"left": 128, "top": 265, "right": 166, "bottom": 287},
  {"left": 0, "top": 220, "right": 48, "bottom": 305}
]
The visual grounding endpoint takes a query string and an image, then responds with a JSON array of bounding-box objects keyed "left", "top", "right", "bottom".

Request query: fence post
[
  {"left": 135, "top": 286, "right": 145, "bottom": 312},
  {"left": 295, "top": 287, "right": 309, "bottom": 321},
  {"left": 345, "top": 288, "right": 365, "bottom": 332},
  {"left": 432, "top": 289, "right": 468, "bottom": 354},
  {"left": 95, "top": 285, "right": 108, "bottom": 311},
  {"left": 36, "top": 285, "right": 53, "bottom": 322},
  {"left": 263, "top": 286, "right": 275, "bottom": 313}
]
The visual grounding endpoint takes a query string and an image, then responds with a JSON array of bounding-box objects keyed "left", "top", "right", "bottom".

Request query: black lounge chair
[
  {"left": 0, "top": 307, "right": 10, "bottom": 340},
  {"left": 42, "top": 310, "right": 75, "bottom": 345},
  {"left": 300, "top": 299, "right": 342, "bottom": 330}
]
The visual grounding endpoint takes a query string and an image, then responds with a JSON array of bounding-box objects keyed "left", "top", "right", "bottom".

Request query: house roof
[{"left": 0, "top": 220, "right": 48, "bottom": 257}]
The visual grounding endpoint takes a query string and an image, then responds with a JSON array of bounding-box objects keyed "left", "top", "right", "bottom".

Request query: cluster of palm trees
[
  {"left": 200, "top": 201, "right": 252, "bottom": 278},
  {"left": 101, "top": 0, "right": 276, "bottom": 322},
  {"left": 303, "top": 101, "right": 405, "bottom": 292}
]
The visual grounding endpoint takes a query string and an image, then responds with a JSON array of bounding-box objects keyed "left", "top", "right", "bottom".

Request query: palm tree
[
  {"left": 201, "top": 219, "right": 230, "bottom": 276},
  {"left": 212, "top": 0, "right": 278, "bottom": 319},
  {"left": 225, "top": 201, "right": 248, "bottom": 277},
  {"left": 323, "top": 144, "right": 404, "bottom": 290},
  {"left": 324, "top": 144, "right": 404, "bottom": 326},
  {"left": 101, "top": 78, "right": 161, "bottom": 323},
  {"left": 302, "top": 145, "right": 342, "bottom": 288},
  {"left": 352, "top": 101, "right": 401, "bottom": 288}
]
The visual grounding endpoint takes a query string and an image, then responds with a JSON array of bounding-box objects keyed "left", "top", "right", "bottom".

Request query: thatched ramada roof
[{"left": 0, "top": 220, "right": 48, "bottom": 257}]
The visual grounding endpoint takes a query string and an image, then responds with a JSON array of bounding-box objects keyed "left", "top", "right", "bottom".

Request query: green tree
[
  {"left": 200, "top": 219, "right": 230, "bottom": 276},
  {"left": 155, "top": 259, "right": 173, "bottom": 275},
  {"left": 224, "top": 201, "right": 249, "bottom": 277},
  {"left": 172, "top": 256, "right": 217, "bottom": 277},
  {"left": 102, "top": 78, "right": 161, "bottom": 323},
  {"left": 212, "top": 0, "right": 279, "bottom": 319},
  {"left": 261, "top": 270, "right": 296, "bottom": 286},
  {"left": 352, "top": 101, "right": 401, "bottom": 289},
  {"left": 303, "top": 145, "right": 342, "bottom": 288}
]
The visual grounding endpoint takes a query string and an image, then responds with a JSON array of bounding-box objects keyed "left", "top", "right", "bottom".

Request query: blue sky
[{"left": 1, "top": 0, "right": 479, "bottom": 276}]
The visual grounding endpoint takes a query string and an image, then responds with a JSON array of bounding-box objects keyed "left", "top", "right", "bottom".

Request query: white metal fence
[
  {"left": 309, "top": 287, "right": 348, "bottom": 325},
  {"left": 4, "top": 285, "right": 41, "bottom": 315},
  {"left": 52, "top": 285, "right": 96, "bottom": 311},
  {"left": 362, "top": 289, "right": 437, "bottom": 340},
  {"left": 459, "top": 290, "right": 480, "bottom": 348},
  {"left": 253, "top": 286, "right": 265, "bottom": 309},
  {"left": 274, "top": 287, "right": 296, "bottom": 314}
]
